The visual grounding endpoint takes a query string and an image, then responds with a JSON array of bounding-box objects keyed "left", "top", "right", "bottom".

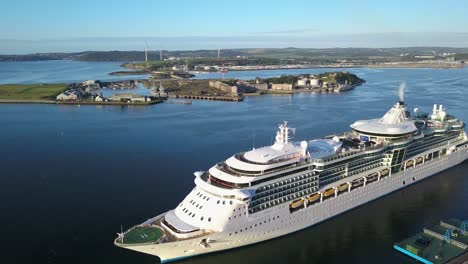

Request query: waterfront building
[
  {"left": 271, "top": 83, "right": 294, "bottom": 90},
  {"left": 56, "top": 90, "right": 81, "bottom": 101}
]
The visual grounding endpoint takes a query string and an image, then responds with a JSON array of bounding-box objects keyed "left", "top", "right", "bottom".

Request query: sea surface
[
  {"left": 0, "top": 62, "right": 467, "bottom": 264},
  {"left": 0, "top": 60, "right": 149, "bottom": 84}
]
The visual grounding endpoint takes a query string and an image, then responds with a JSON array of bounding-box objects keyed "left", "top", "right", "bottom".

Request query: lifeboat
[
  {"left": 366, "top": 172, "right": 379, "bottom": 183},
  {"left": 290, "top": 199, "right": 304, "bottom": 209},
  {"left": 351, "top": 178, "right": 364, "bottom": 190},
  {"left": 307, "top": 193, "right": 321, "bottom": 203},
  {"left": 323, "top": 188, "right": 335, "bottom": 197},
  {"left": 405, "top": 160, "right": 414, "bottom": 167},
  {"left": 425, "top": 154, "right": 432, "bottom": 161},
  {"left": 380, "top": 168, "right": 390, "bottom": 178},
  {"left": 416, "top": 157, "right": 423, "bottom": 165},
  {"left": 338, "top": 183, "right": 350, "bottom": 192}
]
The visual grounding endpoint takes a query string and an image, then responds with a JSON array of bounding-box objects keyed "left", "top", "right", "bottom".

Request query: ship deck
[{"left": 120, "top": 226, "right": 165, "bottom": 244}]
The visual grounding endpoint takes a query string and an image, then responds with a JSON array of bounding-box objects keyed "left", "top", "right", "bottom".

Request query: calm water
[
  {"left": 0, "top": 64, "right": 467, "bottom": 264},
  {"left": 0, "top": 60, "right": 149, "bottom": 84}
]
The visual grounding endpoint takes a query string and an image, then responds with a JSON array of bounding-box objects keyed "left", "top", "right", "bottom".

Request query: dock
[
  {"left": 169, "top": 94, "right": 243, "bottom": 102},
  {"left": 394, "top": 219, "right": 468, "bottom": 264}
]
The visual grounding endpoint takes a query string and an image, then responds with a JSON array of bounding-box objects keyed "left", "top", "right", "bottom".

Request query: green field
[{"left": 0, "top": 84, "right": 67, "bottom": 100}]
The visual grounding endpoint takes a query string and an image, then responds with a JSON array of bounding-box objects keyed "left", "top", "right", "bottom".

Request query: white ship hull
[{"left": 118, "top": 144, "right": 468, "bottom": 263}]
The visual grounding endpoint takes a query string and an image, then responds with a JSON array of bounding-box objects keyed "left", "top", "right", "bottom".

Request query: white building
[{"left": 56, "top": 90, "right": 80, "bottom": 101}]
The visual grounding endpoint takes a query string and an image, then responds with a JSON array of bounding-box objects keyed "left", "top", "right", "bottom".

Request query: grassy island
[{"left": 0, "top": 84, "right": 67, "bottom": 101}]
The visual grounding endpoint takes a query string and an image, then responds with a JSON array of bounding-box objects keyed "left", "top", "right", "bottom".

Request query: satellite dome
[
  {"left": 300, "top": 141, "right": 308, "bottom": 149},
  {"left": 193, "top": 171, "right": 204, "bottom": 177}
]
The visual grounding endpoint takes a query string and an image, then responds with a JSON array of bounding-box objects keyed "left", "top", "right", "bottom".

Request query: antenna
[
  {"left": 218, "top": 48, "right": 220, "bottom": 59},
  {"left": 252, "top": 129, "right": 256, "bottom": 149},
  {"left": 160, "top": 50, "right": 163, "bottom": 61},
  {"left": 120, "top": 225, "right": 124, "bottom": 243}
]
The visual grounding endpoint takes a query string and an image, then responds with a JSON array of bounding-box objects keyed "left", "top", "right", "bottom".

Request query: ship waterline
[{"left": 115, "top": 101, "right": 468, "bottom": 263}]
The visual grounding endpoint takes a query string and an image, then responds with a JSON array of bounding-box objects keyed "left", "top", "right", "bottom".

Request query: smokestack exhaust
[{"left": 399, "top": 81, "right": 406, "bottom": 104}]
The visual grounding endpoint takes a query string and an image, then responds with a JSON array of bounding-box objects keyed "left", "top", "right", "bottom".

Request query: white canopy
[{"left": 350, "top": 102, "right": 418, "bottom": 136}]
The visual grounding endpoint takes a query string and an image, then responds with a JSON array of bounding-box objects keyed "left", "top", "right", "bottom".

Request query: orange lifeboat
[
  {"left": 380, "top": 168, "right": 390, "bottom": 177},
  {"left": 405, "top": 160, "right": 414, "bottom": 167},
  {"left": 290, "top": 199, "right": 304, "bottom": 209},
  {"left": 416, "top": 157, "right": 423, "bottom": 165},
  {"left": 338, "top": 183, "right": 349, "bottom": 192},
  {"left": 307, "top": 193, "right": 321, "bottom": 203},
  {"left": 323, "top": 188, "right": 335, "bottom": 197}
]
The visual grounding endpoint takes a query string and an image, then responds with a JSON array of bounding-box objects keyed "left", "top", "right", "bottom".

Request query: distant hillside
[{"left": 1, "top": 47, "right": 467, "bottom": 62}]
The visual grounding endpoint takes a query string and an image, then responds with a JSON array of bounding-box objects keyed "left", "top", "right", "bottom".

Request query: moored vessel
[{"left": 115, "top": 99, "right": 468, "bottom": 263}]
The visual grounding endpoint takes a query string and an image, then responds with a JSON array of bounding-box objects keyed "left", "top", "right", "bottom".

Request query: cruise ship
[{"left": 115, "top": 100, "right": 468, "bottom": 263}]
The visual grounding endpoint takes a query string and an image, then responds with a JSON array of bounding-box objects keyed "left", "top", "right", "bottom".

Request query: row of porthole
[
  {"left": 228, "top": 212, "right": 246, "bottom": 221},
  {"left": 227, "top": 212, "right": 315, "bottom": 239},
  {"left": 188, "top": 199, "right": 203, "bottom": 210},
  {"left": 228, "top": 216, "right": 280, "bottom": 236},
  {"left": 195, "top": 191, "right": 210, "bottom": 201},
  {"left": 181, "top": 207, "right": 212, "bottom": 222},
  {"left": 217, "top": 200, "right": 233, "bottom": 205}
]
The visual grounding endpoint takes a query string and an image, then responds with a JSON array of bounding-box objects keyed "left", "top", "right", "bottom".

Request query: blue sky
[{"left": 1, "top": 0, "right": 468, "bottom": 53}]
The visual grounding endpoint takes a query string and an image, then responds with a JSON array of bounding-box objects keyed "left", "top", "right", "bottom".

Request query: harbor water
[{"left": 0, "top": 61, "right": 467, "bottom": 264}]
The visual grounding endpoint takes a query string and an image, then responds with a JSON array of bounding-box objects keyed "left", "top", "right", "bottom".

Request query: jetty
[
  {"left": 394, "top": 219, "right": 468, "bottom": 264},
  {"left": 168, "top": 94, "right": 243, "bottom": 102}
]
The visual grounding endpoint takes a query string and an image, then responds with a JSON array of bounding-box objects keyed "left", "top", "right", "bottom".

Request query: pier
[
  {"left": 169, "top": 94, "right": 243, "bottom": 102},
  {"left": 394, "top": 219, "right": 468, "bottom": 264}
]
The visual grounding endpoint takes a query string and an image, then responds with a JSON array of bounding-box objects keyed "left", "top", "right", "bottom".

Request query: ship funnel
[{"left": 398, "top": 81, "right": 406, "bottom": 104}]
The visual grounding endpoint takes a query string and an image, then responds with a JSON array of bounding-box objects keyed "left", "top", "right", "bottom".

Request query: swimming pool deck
[{"left": 394, "top": 219, "right": 468, "bottom": 264}]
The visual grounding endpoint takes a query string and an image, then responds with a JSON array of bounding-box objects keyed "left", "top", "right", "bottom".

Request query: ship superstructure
[{"left": 115, "top": 101, "right": 468, "bottom": 263}]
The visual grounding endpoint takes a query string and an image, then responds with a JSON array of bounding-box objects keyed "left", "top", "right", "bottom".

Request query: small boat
[
  {"left": 307, "top": 193, "right": 321, "bottom": 203},
  {"left": 351, "top": 178, "right": 364, "bottom": 189},
  {"left": 416, "top": 156, "right": 423, "bottom": 165},
  {"left": 366, "top": 172, "right": 379, "bottom": 183},
  {"left": 380, "top": 168, "right": 390, "bottom": 177},
  {"left": 338, "top": 183, "right": 350, "bottom": 192},
  {"left": 290, "top": 199, "right": 304, "bottom": 209},
  {"left": 405, "top": 160, "right": 414, "bottom": 167},
  {"left": 323, "top": 188, "right": 335, "bottom": 197}
]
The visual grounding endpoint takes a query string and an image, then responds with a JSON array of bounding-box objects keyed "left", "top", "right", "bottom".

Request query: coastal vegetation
[
  {"left": 149, "top": 79, "right": 231, "bottom": 97},
  {"left": 315, "top": 72, "right": 364, "bottom": 85},
  {"left": 0, "top": 84, "right": 67, "bottom": 100},
  {"left": 256, "top": 72, "right": 364, "bottom": 85},
  {"left": 109, "top": 70, "right": 148, "bottom": 76},
  {"left": 123, "top": 57, "right": 290, "bottom": 71},
  {"left": 1, "top": 47, "right": 465, "bottom": 68}
]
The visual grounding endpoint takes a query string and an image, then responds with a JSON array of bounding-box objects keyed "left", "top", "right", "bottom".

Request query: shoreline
[
  {"left": 0, "top": 99, "right": 164, "bottom": 106},
  {"left": 190, "top": 63, "right": 464, "bottom": 73}
]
